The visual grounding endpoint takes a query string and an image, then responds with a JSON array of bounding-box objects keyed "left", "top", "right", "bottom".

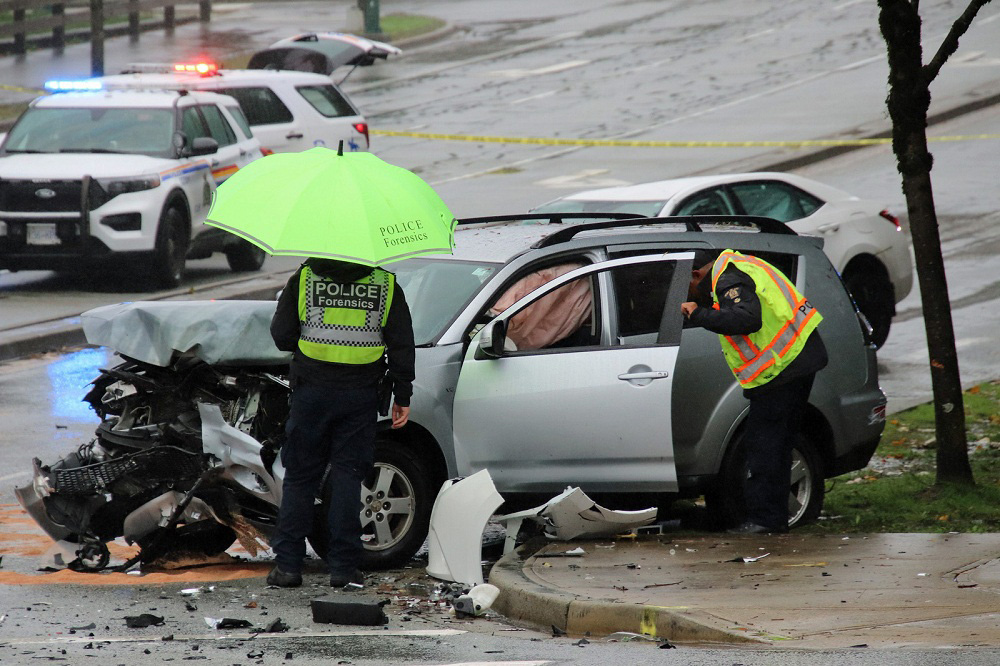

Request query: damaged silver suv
[{"left": 18, "top": 214, "right": 886, "bottom": 572}]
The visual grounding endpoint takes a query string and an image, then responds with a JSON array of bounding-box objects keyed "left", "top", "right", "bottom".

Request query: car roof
[
  {"left": 435, "top": 214, "right": 809, "bottom": 264},
  {"left": 552, "top": 172, "right": 854, "bottom": 204},
  {"left": 99, "top": 68, "right": 338, "bottom": 90},
  {"left": 31, "top": 88, "right": 221, "bottom": 108}
]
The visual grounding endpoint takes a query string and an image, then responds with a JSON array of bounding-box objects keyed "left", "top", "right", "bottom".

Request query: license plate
[{"left": 27, "top": 223, "right": 59, "bottom": 245}]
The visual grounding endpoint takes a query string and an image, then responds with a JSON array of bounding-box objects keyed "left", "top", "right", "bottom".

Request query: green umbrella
[{"left": 206, "top": 146, "right": 456, "bottom": 266}]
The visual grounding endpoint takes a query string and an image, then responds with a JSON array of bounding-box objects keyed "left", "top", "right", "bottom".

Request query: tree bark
[{"left": 878, "top": 0, "right": 974, "bottom": 484}]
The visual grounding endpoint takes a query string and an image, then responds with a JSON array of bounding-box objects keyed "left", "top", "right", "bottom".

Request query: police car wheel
[
  {"left": 152, "top": 205, "right": 189, "bottom": 288},
  {"left": 225, "top": 240, "right": 267, "bottom": 272}
]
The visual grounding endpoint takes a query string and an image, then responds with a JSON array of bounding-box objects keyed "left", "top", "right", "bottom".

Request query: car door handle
[
  {"left": 817, "top": 223, "right": 839, "bottom": 233},
  {"left": 617, "top": 371, "right": 670, "bottom": 381},
  {"left": 286, "top": 132, "right": 304, "bottom": 139}
]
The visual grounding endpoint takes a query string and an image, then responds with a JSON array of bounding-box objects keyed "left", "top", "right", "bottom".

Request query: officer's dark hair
[{"left": 692, "top": 249, "right": 721, "bottom": 269}]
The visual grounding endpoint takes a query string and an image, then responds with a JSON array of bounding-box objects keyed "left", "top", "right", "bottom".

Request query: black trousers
[
  {"left": 741, "top": 373, "right": 816, "bottom": 530},
  {"left": 271, "top": 381, "right": 377, "bottom": 576}
]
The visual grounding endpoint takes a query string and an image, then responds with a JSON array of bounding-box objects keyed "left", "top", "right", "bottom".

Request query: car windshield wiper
[
  {"left": 58, "top": 148, "right": 128, "bottom": 154},
  {"left": 4, "top": 149, "right": 51, "bottom": 154}
]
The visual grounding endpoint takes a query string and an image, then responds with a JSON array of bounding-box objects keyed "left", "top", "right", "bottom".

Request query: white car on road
[
  {"left": 0, "top": 87, "right": 263, "bottom": 287},
  {"left": 531, "top": 172, "right": 913, "bottom": 347},
  {"left": 99, "top": 64, "right": 370, "bottom": 155}
]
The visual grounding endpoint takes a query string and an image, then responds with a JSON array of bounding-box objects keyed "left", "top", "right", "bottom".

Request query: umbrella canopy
[{"left": 206, "top": 146, "right": 456, "bottom": 266}]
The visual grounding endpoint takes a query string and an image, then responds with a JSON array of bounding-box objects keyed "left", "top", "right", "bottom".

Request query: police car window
[
  {"left": 215, "top": 87, "right": 293, "bottom": 125},
  {"left": 181, "top": 107, "right": 209, "bottom": 140},
  {"left": 296, "top": 85, "right": 357, "bottom": 118},
  {"left": 225, "top": 104, "right": 254, "bottom": 139},
  {"left": 730, "top": 182, "right": 823, "bottom": 223},
  {"left": 199, "top": 105, "right": 237, "bottom": 147}
]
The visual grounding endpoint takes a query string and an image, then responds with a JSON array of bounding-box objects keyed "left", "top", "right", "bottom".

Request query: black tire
[
  {"left": 843, "top": 264, "right": 894, "bottom": 349},
  {"left": 151, "top": 205, "right": 189, "bottom": 288},
  {"left": 310, "top": 440, "right": 438, "bottom": 571},
  {"left": 225, "top": 239, "right": 267, "bottom": 272},
  {"left": 706, "top": 432, "right": 825, "bottom": 530}
]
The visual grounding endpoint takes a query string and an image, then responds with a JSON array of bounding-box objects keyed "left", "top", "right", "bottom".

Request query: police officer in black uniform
[
  {"left": 267, "top": 257, "right": 414, "bottom": 587},
  {"left": 682, "top": 249, "right": 828, "bottom": 534}
]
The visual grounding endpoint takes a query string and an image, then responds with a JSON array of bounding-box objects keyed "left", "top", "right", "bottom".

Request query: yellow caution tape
[
  {"left": 370, "top": 129, "right": 1000, "bottom": 148},
  {"left": 0, "top": 84, "right": 46, "bottom": 95}
]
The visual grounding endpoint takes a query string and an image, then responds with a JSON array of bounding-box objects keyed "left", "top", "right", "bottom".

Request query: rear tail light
[
  {"left": 260, "top": 147, "right": 275, "bottom": 156},
  {"left": 353, "top": 122, "right": 370, "bottom": 147},
  {"left": 879, "top": 209, "right": 901, "bottom": 230}
]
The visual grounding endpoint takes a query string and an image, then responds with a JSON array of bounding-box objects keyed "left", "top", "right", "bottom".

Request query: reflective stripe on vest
[
  {"left": 297, "top": 266, "right": 395, "bottom": 364},
  {"left": 710, "top": 249, "right": 822, "bottom": 388}
]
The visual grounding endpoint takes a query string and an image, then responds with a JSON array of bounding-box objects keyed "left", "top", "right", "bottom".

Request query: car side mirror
[
  {"left": 190, "top": 136, "right": 219, "bottom": 156},
  {"left": 476, "top": 319, "right": 507, "bottom": 359}
]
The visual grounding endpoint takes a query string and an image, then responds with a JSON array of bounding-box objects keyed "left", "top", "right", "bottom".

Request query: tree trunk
[{"left": 878, "top": 0, "right": 973, "bottom": 485}]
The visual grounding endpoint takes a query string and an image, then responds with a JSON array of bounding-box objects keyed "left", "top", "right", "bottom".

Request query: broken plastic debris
[
  {"left": 426, "top": 470, "right": 504, "bottom": 586},
  {"left": 311, "top": 598, "right": 389, "bottom": 626},
  {"left": 259, "top": 618, "right": 290, "bottom": 633},
  {"left": 453, "top": 583, "right": 500, "bottom": 618},
  {"left": 495, "top": 486, "right": 656, "bottom": 555},
  {"left": 728, "top": 552, "right": 771, "bottom": 563},
  {"left": 606, "top": 631, "right": 660, "bottom": 643},
  {"left": 180, "top": 585, "right": 215, "bottom": 596},
  {"left": 124, "top": 614, "right": 164, "bottom": 628}
]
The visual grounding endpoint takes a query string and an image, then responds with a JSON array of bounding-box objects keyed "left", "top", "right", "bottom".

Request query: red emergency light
[{"left": 173, "top": 62, "right": 218, "bottom": 77}]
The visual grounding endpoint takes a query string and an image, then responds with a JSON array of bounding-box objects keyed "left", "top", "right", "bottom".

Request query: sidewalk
[{"left": 490, "top": 532, "right": 1000, "bottom": 648}]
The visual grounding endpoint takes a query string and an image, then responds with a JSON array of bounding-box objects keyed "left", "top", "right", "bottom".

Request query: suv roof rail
[
  {"left": 455, "top": 212, "right": 645, "bottom": 228},
  {"left": 530, "top": 214, "right": 797, "bottom": 248}
]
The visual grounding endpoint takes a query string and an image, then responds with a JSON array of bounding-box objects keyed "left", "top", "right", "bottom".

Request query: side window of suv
[
  {"left": 215, "top": 87, "right": 294, "bottom": 125},
  {"left": 297, "top": 85, "right": 358, "bottom": 118},
  {"left": 612, "top": 261, "right": 677, "bottom": 345},
  {"left": 181, "top": 106, "right": 210, "bottom": 141},
  {"left": 729, "top": 181, "right": 823, "bottom": 223},
  {"left": 198, "top": 105, "right": 237, "bottom": 147}
]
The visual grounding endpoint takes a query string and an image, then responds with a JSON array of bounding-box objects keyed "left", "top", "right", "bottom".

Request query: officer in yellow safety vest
[
  {"left": 267, "top": 257, "right": 415, "bottom": 587},
  {"left": 682, "top": 249, "right": 828, "bottom": 534}
]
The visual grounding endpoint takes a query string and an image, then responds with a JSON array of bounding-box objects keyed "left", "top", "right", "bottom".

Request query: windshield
[
  {"left": 532, "top": 199, "right": 666, "bottom": 219},
  {"left": 1, "top": 107, "right": 176, "bottom": 157},
  {"left": 392, "top": 258, "right": 498, "bottom": 344}
]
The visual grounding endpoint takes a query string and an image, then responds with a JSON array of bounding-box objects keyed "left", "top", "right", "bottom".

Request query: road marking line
[{"left": 5, "top": 628, "right": 467, "bottom": 646}]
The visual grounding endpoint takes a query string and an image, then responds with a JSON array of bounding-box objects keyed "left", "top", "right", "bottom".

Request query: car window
[
  {"left": 296, "top": 85, "right": 358, "bottom": 118},
  {"left": 612, "top": 261, "right": 677, "bottom": 344},
  {"left": 0, "top": 107, "right": 174, "bottom": 158},
  {"left": 225, "top": 104, "right": 254, "bottom": 139},
  {"left": 729, "top": 181, "right": 823, "bottom": 223},
  {"left": 214, "top": 86, "right": 293, "bottom": 125},
  {"left": 198, "top": 105, "right": 237, "bottom": 147},
  {"left": 674, "top": 187, "right": 737, "bottom": 216},
  {"left": 181, "top": 106, "right": 210, "bottom": 140},
  {"left": 392, "top": 258, "right": 498, "bottom": 344}
]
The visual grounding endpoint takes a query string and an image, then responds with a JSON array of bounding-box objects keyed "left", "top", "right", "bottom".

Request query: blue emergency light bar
[{"left": 43, "top": 79, "right": 104, "bottom": 92}]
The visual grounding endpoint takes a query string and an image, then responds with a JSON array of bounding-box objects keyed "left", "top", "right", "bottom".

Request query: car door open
[{"left": 452, "top": 252, "right": 693, "bottom": 495}]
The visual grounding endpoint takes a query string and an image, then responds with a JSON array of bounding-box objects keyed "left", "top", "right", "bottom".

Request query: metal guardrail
[{"left": 0, "top": 0, "right": 212, "bottom": 75}]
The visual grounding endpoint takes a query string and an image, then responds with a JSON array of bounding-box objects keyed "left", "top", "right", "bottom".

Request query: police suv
[
  {"left": 98, "top": 62, "right": 370, "bottom": 154},
  {"left": 0, "top": 85, "right": 264, "bottom": 287}
]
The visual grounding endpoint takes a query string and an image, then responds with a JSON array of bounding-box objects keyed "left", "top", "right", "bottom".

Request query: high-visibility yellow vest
[
  {"left": 297, "top": 266, "right": 395, "bottom": 364},
  {"left": 710, "top": 249, "right": 822, "bottom": 389}
]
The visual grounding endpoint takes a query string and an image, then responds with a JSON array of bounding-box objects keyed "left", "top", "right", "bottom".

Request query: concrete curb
[{"left": 489, "top": 542, "right": 765, "bottom": 644}]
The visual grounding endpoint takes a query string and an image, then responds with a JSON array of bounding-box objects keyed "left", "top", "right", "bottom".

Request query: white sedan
[{"left": 531, "top": 172, "right": 913, "bottom": 348}]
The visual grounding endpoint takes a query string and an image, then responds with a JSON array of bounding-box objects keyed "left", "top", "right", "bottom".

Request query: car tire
[
  {"left": 706, "top": 431, "right": 825, "bottom": 530},
  {"left": 225, "top": 239, "right": 267, "bottom": 272},
  {"left": 151, "top": 205, "right": 189, "bottom": 288},
  {"left": 843, "top": 263, "right": 894, "bottom": 349},
  {"left": 310, "top": 440, "right": 437, "bottom": 571}
]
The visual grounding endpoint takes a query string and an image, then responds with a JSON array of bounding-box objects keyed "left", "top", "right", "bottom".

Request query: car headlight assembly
[{"left": 96, "top": 175, "right": 161, "bottom": 200}]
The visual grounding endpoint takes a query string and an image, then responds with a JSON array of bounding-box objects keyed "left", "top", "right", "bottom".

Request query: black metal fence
[{"left": 0, "top": 0, "right": 213, "bottom": 75}]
